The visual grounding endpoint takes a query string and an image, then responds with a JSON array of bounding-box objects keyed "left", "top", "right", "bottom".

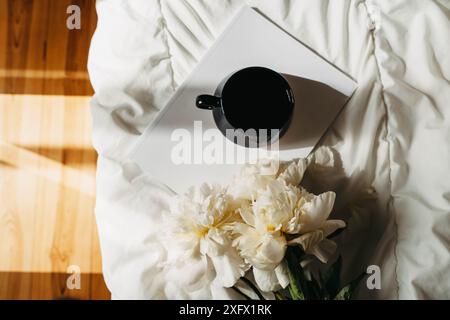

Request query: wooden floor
[{"left": 0, "top": 0, "right": 110, "bottom": 299}]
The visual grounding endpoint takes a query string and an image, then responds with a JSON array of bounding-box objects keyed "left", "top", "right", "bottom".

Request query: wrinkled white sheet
[{"left": 88, "top": 0, "right": 450, "bottom": 299}]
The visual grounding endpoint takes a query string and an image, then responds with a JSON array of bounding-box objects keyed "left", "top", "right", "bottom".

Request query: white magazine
[{"left": 129, "top": 6, "right": 357, "bottom": 194}]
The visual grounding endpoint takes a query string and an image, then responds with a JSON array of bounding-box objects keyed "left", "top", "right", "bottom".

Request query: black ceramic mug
[{"left": 196, "top": 66, "right": 295, "bottom": 147}]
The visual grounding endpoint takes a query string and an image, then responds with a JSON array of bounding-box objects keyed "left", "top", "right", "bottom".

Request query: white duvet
[{"left": 88, "top": 0, "right": 450, "bottom": 299}]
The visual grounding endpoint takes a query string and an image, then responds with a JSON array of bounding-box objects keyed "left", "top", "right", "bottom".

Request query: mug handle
[{"left": 196, "top": 95, "right": 220, "bottom": 110}]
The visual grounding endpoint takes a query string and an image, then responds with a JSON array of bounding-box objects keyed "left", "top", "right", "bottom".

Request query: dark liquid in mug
[{"left": 221, "top": 68, "right": 293, "bottom": 131}]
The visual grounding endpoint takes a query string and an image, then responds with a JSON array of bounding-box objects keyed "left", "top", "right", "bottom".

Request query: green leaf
[
  {"left": 333, "top": 272, "right": 366, "bottom": 300},
  {"left": 318, "top": 270, "right": 326, "bottom": 290},
  {"left": 324, "top": 256, "right": 342, "bottom": 298},
  {"left": 287, "top": 263, "right": 305, "bottom": 300},
  {"left": 275, "top": 288, "right": 292, "bottom": 300},
  {"left": 334, "top": 284, "right": 352, "bottom": 300},
  {"left": 285, "top": 247, "right": 306, "bottom": 300},
  {"left": 306, "top": 271, "right": 322, "bottom": 299},
  {"left": 274, "top": 291, "right": 286, "bottom": 300},
  {"left": 285, "top": 247, "right": 327, "bottom": 300}
]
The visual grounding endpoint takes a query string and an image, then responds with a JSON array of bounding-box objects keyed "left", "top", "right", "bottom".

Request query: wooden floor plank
[
  {"left": 0, "top": 272, "right": 110, "bottom": 300},
  {"left": 0, "top": 0, "right": 110, "bottom": 299},
  {"left": 0, "top": 0, "right": 95, "bottom": 96},
  {"left": 0, "top": 95, "right": 103, "bottom": 275}
]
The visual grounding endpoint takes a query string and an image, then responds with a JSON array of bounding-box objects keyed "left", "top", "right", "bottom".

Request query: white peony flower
[
  {"left": 152, "top": 154, "right": 346, "bottom": 297},
  {"left": 227, "top": 158, "right": 280, "bottom": 201},
  {"left": 286, "top": 191, "right": 346, "bottom": 262},
  {"left": 161, "top": 183, "right": 249, "bottom": 298},
  {"left": 307, "top": 146, "right": 335, "bottom": 169},
  {"left": 231, "top": 160, "right": 345, "bottom": 292}
]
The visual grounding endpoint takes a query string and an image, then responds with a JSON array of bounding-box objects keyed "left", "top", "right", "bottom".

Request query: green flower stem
[{"left": 285, "top": 247, "right": 307, "bottom": 300}]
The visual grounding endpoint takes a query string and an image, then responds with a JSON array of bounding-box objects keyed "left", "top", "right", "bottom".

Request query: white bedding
[{"left": 88, "top": 0, "right": 450, "bottom": 299}]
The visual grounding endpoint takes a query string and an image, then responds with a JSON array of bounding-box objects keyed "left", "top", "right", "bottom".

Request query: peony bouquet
[{"left": 158, "top": 147, "right": 364, "bottom": 299}]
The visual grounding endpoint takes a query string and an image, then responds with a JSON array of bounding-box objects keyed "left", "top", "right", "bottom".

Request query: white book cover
[{"left": 129, "top": 6, "right": 357, "bottom": 194}]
